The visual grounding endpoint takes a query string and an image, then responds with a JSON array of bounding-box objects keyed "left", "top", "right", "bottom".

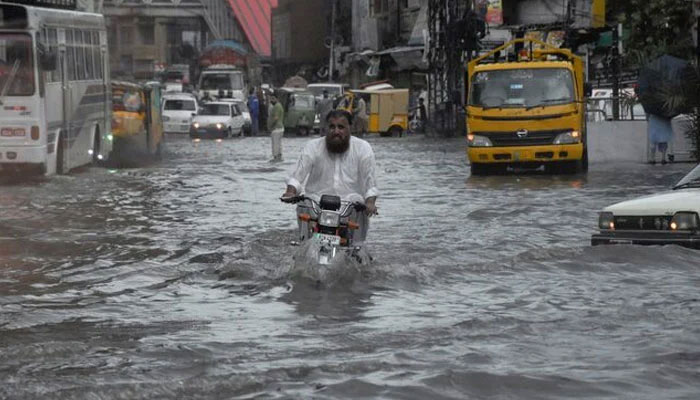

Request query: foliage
[{"left": 606, "top": 0, "right": 695, "bottom": 67}]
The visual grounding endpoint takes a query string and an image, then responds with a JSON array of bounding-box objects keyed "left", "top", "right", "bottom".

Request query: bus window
[{"left": 0, "top": 33, "right": 35, "bottom": 96}]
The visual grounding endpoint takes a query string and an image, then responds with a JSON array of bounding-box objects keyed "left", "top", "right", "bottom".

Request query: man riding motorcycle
[{"left": 281, "top": 110, "right": 379, "bottom": 244}]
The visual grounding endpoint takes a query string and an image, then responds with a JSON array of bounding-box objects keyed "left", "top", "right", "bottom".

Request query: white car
[
  {"left": 592, "top": 163, "right": 700, "bottom": 249},
  {"left": 162, "top": 93, "right": 198, "bottom": 134},
  {"left": 218, "top": 98, "right": 252, "bottom": 135},
  {"left": 190, "top": 101, "right": 245, "bottom": 139}
]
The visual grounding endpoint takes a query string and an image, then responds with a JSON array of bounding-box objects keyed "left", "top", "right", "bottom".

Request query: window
[
  {"left": 74, "top": 30, "right": 85, "bottom": 80},
  {"left": 65, "top": 29, "right": 75, "bottom": 81},
  {"left": 138, "top": 23, "right": 154, "bottom": 45},
  {"left": 93, "top": 31, "right": 102, "bottom": 79},
  {"left": 84, "top": 30, "right": 94, "bottom": 79},
  {"left": 371, "top": 0, "right": 389, "bottom": 16},
  {"left": 119, "top": 26, "right": 133, "bottom": 46}
]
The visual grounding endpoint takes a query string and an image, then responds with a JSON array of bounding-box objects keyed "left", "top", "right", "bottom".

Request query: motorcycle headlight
[
  {"left": 670, "top": 212, "right": 699, "bottom": 231},
  {"left": 553, "top": 130, "right": 581, "bottom": 144},
  {"left": 319, "top": 211, "right": 340, "bottom": 228},
  {"left": 192, "top": 122, "right": 200, "bottom": 129},
  {"left": 598, "top": 211, "right": 615, "bottom": 230},
  {"left": 216, "top": 123, "right": 224, "bottom": 130},
  {"left": 467, "top": 134, "right": 493, "bottom": 147}
]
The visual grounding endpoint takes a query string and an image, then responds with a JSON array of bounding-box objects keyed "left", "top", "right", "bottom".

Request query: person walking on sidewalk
[
  {"left": 647, "top": 113, "right": 673, "bottom": 165},
  {"left": 268, "top": 95, "right": 285, "bottom": 162}
]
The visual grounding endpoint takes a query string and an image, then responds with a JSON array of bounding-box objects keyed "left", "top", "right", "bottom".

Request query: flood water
[{"left": 1, "top": 134, "right": 699, "bottom": 399}]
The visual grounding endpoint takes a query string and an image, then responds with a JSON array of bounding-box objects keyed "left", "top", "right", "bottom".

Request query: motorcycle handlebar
[{"left": 281, "top": 194, "right": 366, "bottom": 214}]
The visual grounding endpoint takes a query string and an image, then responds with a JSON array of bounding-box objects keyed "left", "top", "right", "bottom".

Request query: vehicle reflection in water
[{"left": 1, "top": 135, "right": 699, "bottom": 398}]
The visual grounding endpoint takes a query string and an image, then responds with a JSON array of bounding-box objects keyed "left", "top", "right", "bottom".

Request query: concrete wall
[{"left": 588, "top": 118, "right": 696, "bottom": 163}]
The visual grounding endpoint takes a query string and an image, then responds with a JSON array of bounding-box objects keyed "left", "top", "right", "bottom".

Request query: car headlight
[
  {"left": 598, "top": 211, "right": 615, "bottom": 230},
  {"left": 670, "top": 212, "right": 699, "bottom": 231},
  {"left": 162, "top": 116, "right": 170, "bottom": 122},
  {"left": 553, "top": 130, "right": 581, "bottom": 144},
  {"left": 467, "top": 134, "right": 493, "bottom": 147},
  {"left": 319, "top": 210, "right": 340, "bottom": 227},
  {"left": 192, "top": 122, "right": 200, "bottom": 129},
  {"left": 216, "top": 123, "right": 224, "bottom": 130}
]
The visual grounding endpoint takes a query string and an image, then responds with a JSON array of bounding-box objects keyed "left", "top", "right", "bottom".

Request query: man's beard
[{"left": 325, "top": 133, "right": 350, "bottom": 154}]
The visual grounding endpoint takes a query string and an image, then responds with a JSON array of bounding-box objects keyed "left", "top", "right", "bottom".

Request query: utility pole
[
  {"left": 611, "top": 24, "right": 620, "bottom": 120},
  {"left": 328, "top": 0, "right": 336, "bottom": 83}
]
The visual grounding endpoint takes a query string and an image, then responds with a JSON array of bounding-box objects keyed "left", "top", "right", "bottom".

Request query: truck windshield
[
  {"left": 470, "top": 68, "right": 574, "bottom": 108},
  {"left": 201, "top": 73, "right": 244, "bottom": 90},
  {"left": 0, "top": 33, "right": 35, "bottom": 96}
]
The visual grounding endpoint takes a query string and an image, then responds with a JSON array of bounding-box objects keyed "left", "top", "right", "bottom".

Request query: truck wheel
[
  {"left": 389, "top": 126, "right": 403, "bottom": 137},
  {"left": 470, "top": 163, "right": 490, "bottom": 176}
]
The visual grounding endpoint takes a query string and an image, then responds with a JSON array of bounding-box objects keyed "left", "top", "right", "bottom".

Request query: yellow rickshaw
[
  {"left": 110, "top": 81, "right": 164, "bottom": 165},
  {"left": 344, "top": 89, "right": 409, "bottom": 137}
]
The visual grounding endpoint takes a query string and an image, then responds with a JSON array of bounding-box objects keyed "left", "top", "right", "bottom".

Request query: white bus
[{"left": 0, "top": 0, "right": 111, "bottom": 175}]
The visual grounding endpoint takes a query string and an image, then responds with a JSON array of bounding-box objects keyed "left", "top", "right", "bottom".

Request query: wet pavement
[{"left": 1, "top": 134, "right": 699, "bottom": 399}]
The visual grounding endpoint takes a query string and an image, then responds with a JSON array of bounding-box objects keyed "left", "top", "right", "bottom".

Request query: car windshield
[
  {"left": 308, "top": 86, "right": 342, "bottom": 97},
  {"left": 469, "top": 68, "right": 574, "bottom": 108},
  {"left": 201, "top": 73, "right": 244, "bottom": 90},
  {"left": 673, "top": 164, "right": 700, "bottom": 189},
  {"left": 200, "top": 103, "right": 230, "bottom": 116},
  {"left": 164, "top": 99, "right": 196, "bottom": 111},
  {"left": 0, "top": 33, "right": 35, "bottom": 96},
  {"left": 234, "top": 102, "right": 249, "bottom": 112}
]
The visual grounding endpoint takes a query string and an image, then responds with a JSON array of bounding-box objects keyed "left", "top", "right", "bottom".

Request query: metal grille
[
  {"left": 614, "top": 216, "right": 673, "bottom": 231},
  {"left": 475, "top": 129, "right": 570, "bottom": 147}
]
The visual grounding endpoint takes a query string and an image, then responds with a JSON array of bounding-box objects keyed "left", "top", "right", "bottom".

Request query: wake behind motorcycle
[{"left": 281, "top": 194, "right": 369, "bottom": 267}]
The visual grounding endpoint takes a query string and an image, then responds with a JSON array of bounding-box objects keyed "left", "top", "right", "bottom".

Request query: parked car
[
  {"left": 190, "top": 101, "right": 245, "bottom": 139},
  {"left": 162, "top": 93, "right": 198, "bottom": 134},
  {"left": 591, "top": 163, "right": 700, "bottom": 249}
]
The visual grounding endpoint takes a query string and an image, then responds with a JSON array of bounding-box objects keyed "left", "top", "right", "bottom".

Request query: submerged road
[{"left": 1, "top": 134, "right": 699, "bottom": 399}]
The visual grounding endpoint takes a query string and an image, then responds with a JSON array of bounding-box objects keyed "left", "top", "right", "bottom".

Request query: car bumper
[
  {"left": 189, "top": 127, "right": 227, "bottom": 138},
  {"left": 468, "top": 143, "right": 583, "bottom": 163},
  {"left": 591, "top": 231, "right": 700, "bottom": 249},
  {"left": 0, "top": 145, "right": 48, "bottom": 164},
  {"left": 164, "top": 123, "right": 191, "bottom": 134}
]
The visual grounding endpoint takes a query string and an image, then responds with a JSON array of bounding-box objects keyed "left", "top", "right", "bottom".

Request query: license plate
[
  {"left": 314, "top": 233, "right": 340, "bottom": 246},
  {"left": 610, "top": 239, "right": 633, "bottom": 244}
]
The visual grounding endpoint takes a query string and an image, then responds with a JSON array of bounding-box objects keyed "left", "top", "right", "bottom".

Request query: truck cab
[
  {"left": 197, "top": 65, "right": 247, "bottom": 102},
  {"left": 466, "top": 38, "right": 589, "bottom": 175}
]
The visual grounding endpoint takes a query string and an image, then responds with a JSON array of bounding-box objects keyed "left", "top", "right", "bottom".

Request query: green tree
[{"left": 607, "top": 0, "right": 695, "bottom": 66}]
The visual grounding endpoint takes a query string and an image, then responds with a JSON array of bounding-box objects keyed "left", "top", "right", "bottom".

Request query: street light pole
[{"left": 329, "top": 0, "right": 336, "bottom": 83}]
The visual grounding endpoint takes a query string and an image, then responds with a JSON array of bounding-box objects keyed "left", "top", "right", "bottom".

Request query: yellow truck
[{"left": 466, "top": 38, "right": 590, "bottom": 175}]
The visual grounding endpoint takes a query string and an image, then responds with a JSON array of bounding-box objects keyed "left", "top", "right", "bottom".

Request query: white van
[{"left": 162, "top": 93, "right": 199, "bottom": 134}]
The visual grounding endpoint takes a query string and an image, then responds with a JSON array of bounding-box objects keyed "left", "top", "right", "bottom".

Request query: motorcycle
[{"left": 281, "top": 194, "right": 369, "bottom": 267}]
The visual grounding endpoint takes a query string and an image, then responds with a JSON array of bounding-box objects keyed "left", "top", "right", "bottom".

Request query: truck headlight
[
  {"left": 467, "top": 134, "right": 493, "bottom": 147},
  {"left": 598, "top": 212, "right": 614, "bottom": 230},
  {"left": 670, "top": 212, "right": 699, "bottom": 231},
  {"left": 162, "top": 116, "right": 170, "bottom": 122},
  {"left": 553, "top": 130, "right": 581, "bottom": 144}
]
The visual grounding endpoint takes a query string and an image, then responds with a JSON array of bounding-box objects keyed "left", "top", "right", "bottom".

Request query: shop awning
[{"left": 227, "top": 0, "right": 278, "bottom": 57}]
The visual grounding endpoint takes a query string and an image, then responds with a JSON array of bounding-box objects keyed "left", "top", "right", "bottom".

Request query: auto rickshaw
[
  {"left": 110, "top": 81, "right": 164, "bottom": 165},
  {"left": 275, "top": 87, "right": 316, "bottom": 136},
  {"left": 342, "top": 88, "right": 409, "bottom": 137}
]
